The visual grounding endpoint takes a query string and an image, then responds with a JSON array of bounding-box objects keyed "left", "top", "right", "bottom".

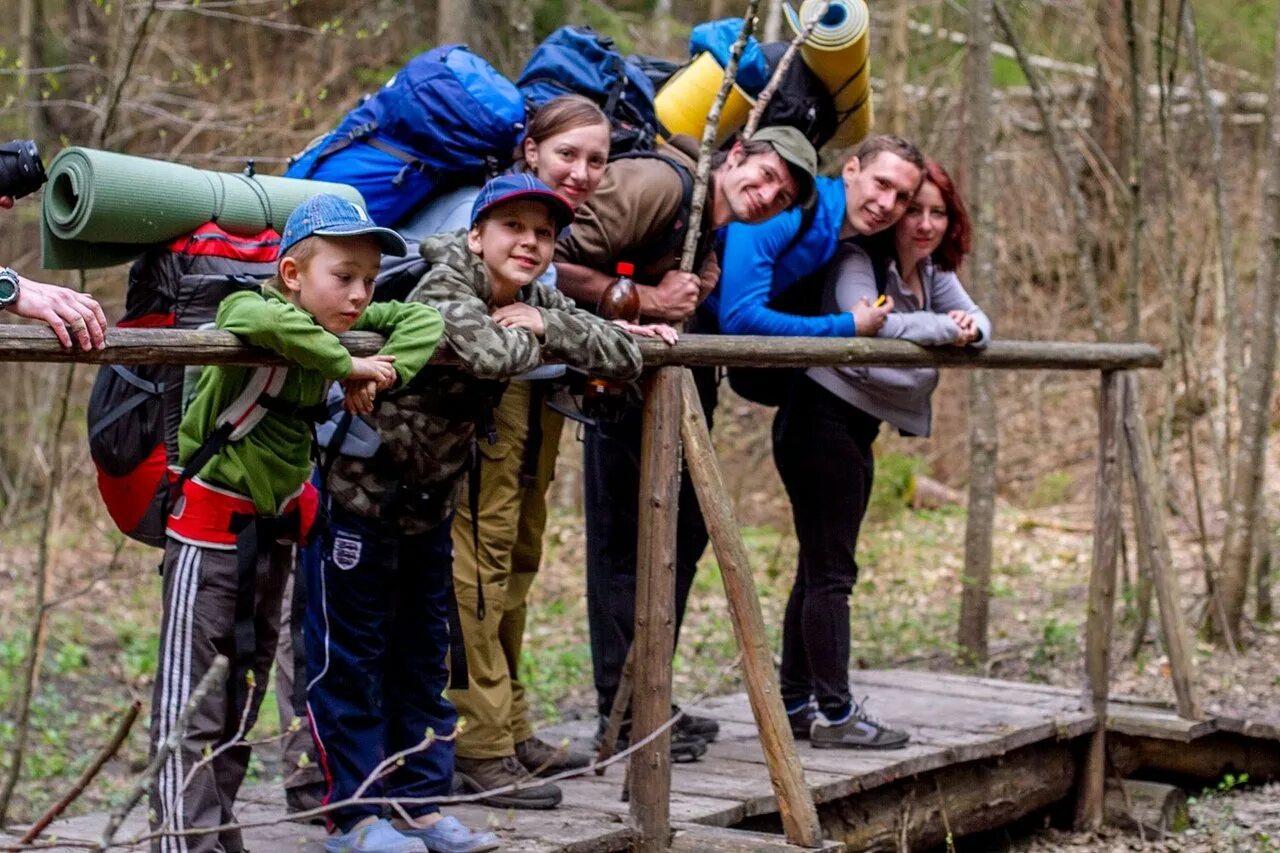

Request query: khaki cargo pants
[{"left": 450, "top": 379, "right": 565, "bottom": 759}]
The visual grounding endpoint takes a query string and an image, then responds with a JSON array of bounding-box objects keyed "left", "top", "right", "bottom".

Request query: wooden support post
[
  {"left": 1075, "top": 369, "right": 1124, "bottom": 830},
  {"left": 677, "top": 370, "right": 823, "bottom": 848},
  {"left": 1121, "top": 372, "right": 1202, "bottom": 720},
  {"left": 632, "top": 367, "right": 682, "bottom": 852}
]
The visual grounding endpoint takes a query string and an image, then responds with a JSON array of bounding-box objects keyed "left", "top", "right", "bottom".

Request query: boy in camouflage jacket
[{"left": 302, "top": 174, "right": 642, "bottom": 853}]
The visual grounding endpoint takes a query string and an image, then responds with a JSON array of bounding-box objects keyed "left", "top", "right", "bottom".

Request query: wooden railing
[{"left": 0, "top": 325, "right": 1180, "bottom": 850}]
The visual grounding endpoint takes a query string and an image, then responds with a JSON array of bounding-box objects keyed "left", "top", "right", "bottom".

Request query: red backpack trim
[{"left": 169, "top": 222, "right": 281, "bottom": 263}]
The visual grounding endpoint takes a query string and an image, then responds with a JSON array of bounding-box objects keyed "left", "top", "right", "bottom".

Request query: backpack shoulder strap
[{"left": 609, "top": 151, "right": 696, "bottom": 264}]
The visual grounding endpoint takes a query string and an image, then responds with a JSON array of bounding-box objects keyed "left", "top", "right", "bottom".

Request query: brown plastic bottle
[
  {"left": 595, "top": 261, "right": 640, "bottom": 323},
  {"left": 583, "top": 262, "right": 639, "bottom": 420}
]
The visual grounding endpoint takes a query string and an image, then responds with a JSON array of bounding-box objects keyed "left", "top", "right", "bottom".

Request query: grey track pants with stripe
[{"left": 148, "top": 537, "right": 290, "bottom": 853}]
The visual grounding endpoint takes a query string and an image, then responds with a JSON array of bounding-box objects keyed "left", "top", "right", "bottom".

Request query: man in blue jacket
[{"left": 709, "top": 134, "right": 926, "bottom": 338}]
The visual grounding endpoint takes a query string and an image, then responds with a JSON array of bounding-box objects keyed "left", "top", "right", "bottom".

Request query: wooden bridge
[
  {"left": 5, "top": 326, "right": 1275, "bottom": 851},
  {"left": 11, "top": 668, "right": 1279, "bottom": 851}
]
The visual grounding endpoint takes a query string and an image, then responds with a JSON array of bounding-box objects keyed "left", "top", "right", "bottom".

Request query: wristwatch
[{"left": 0, "top": 267, "right": 20, "bottom": 312}]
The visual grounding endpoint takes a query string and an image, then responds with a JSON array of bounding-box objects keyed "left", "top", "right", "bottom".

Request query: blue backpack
[
  {"left": 518, "top": 26, "right": 664, "bottom": 154},
  {"left": 286, "top": 45, "right": 525, "bottom": 227}
]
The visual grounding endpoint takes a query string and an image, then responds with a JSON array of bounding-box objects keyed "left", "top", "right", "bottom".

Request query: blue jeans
[{"left": 302, "top": 500, "right": 457, "bottom": 832}]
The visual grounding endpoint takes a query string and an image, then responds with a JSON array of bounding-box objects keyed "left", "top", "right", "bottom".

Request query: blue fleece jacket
[{"left": 713, "top": 175, "right": 855, "bottom": 337}]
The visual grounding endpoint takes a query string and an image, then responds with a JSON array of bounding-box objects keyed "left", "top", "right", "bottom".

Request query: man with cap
[
  {"left": 147, "top": 193, "right": 444, "bottom": 853},
  {"left": 554, "top": 126, "right": 818, "bottom": 759},
  {"left": 308, "top": 174, "right": 647, "bottom": 851}
]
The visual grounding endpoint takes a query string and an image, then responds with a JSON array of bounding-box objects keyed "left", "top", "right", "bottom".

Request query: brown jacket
[{"left": 555, "top": 135, "right": 715, "bottom": 286}]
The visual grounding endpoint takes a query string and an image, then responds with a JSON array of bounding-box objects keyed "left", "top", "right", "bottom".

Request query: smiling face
[
  {"left": 467, "top": 199, "right": 557, "bottom": 305},
  {"left": 717, "top": 145, "right": 799, "bottom": 225},
  {"left": 842, "top": 151, "right": 922, "bottom": 237},
  {"left": 895, "top": 179, "right": 948, "bottom": 269},
  {"left": 279, "top": 235, "right": 382, "bottom": 334},
  {"left": 523, "top": 121, "right": 610, "bottom": 211}
]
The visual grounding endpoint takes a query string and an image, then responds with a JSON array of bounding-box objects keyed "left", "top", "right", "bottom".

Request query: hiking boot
[
  {"left": 396, "top": 815, "right": 500, "bottom": 853},
  {"left": 324, "top": 818, "right": 427, "bottom": 853},
  {"left": 453, "top": 754, "right": 563, "bottom": 809},
  {"left": 810, "top": 702, "right": 910, "bottom": 750},
  {"left": 787, "top": 704, "right": 817, "bottom": 740},
  {"left": 285, "top": 781, "right": 327, "bottom": 825},
  {"left": 595, "top": 715, "right": 708, "bottom": 763},
  {"left": 673, "top": 707, "right": 720, "bottom": 743},
  {"left": 515, "top": 735, "right": 592, "bottom": 777}
]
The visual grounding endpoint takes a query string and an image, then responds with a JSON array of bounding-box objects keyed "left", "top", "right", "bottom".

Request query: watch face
[{"left": 0, "top": 274, "right": 17, "bottom": 306}]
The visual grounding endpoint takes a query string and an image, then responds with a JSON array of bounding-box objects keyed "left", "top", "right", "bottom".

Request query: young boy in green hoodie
[{"left": 148, "top": 193, "right": 443, "bottom": 853}]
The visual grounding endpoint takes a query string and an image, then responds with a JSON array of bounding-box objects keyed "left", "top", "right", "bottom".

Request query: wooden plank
[
  {"left": 670, "top": 823, "right": 845, "bottom": 852},
  {"left": 706, "top": 738, "right": 957, "bottom": 794},
  {"left": 1105, "top": 705, "right": 1217, "bottom": 741},
  {"left": 847, "top": 669, "right": 1086, "bottom": 710},
  {"left": 693, "top": 682, "right": 1094, "bottom": 743},
  {"left": 632, "top": 366, "right": 682, "bottom": 851},
  {"left": 1122, "top": 372, "right": 1202, "bottom": 721},
  {"left": 560, "top": 774, "right": 748, "bottom": 827},
  {"left": 446, "top": 803, "right": 635, "bottom": 853},
  {"left": 664, "top": 758, "right": 850, "bottom": 816},
  {"left": 1077, "top": 368, "right": 1125, "bottom": 830},
  {"left": 1212, "top": 715, "right": 1280, "bottom": 740},
  {"left": 678, "top": 368, "right": 822, "bottom": 848}
]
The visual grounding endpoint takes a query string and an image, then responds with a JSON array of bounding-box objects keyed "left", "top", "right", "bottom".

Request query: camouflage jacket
[{"left": 325, "top": 229, "right": 643, "bottom": 534}]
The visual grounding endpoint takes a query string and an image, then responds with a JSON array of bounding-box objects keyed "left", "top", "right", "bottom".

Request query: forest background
[{"left": 0, "top": 0, "right": 1278, "bottom": 847}]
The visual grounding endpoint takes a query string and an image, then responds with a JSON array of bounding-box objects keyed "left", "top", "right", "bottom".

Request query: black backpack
[{"left": 755, "top": 42, "right": 839, "bottom": 150}]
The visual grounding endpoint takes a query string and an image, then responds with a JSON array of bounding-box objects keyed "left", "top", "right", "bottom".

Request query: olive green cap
[{"left": 749, "top": 125, "right": 818, "bottom": 208}]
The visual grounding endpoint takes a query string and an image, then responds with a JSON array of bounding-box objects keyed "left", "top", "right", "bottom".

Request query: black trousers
[
  {"left": 583, "top": 367, "right": 718, "bottom": 719},
  {"left": 773, "top": 376, "right": 881, "bottom": 717}
]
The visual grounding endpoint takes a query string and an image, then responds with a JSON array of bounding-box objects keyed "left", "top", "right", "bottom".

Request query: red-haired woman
[{"left": 773, "top": 159, "right": 991, "bottom": 749}]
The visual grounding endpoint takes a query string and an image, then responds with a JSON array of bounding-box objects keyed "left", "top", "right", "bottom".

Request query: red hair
[{"left": 924, "top": 159, "right": 972, "bottom": 272}]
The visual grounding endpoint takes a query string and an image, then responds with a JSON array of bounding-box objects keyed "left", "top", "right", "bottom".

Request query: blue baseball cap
[
  {"left": 470, "top": 173, "right": 575, "bottom": 231},
  {"left": 280, "top": 193, "right": 408, "bottom": 257}
]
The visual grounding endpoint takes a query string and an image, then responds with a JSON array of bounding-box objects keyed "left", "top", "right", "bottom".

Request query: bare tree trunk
[
  {"left": 1212, "top": 1, "right": 1280, "bottom": 647},
  {"left": 762, "top": 0, "right": 783, "bottom": 42},
  {"left": 994, "top": 0, "right": 1108, "bottom": 343},
  {"left": 508, "top": 0, "right": 535, "bottom": 70},
  {"left": 1254, "top": 499, "right": 1273, "bottom": 624},
  {"left": 18, "top": 0, "right": 46, "bottom": 140},
  {"left": 1093, "top": 0, "right": 1126, "bottom": 173},
  {"left": 1182, "top": 0, "right": 1239, "bottom": 503},
  {"left": 1123, "top": 0, "right": 1144, "bottom": 341},
  {"left": 956, "top": 0, "right": 998, "bottom": 665},
  {"left": 436, "top": 0, "right": 471, "bottom": 46},
  {"left": 884, "top": 0, "right": 910, "bottom": 136}
]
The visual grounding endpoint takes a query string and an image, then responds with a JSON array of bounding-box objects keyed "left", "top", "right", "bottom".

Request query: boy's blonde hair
[{"left": 267, "top": 235, "right": 322, "bottom": 292}]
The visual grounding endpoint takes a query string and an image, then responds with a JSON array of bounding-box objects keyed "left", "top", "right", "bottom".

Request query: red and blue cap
[
  {"left": 470, "top": 173, "right": 576, "bottom": 231},
  {"left": 281, "top": 193, "right": 408, "bottom": 257}
]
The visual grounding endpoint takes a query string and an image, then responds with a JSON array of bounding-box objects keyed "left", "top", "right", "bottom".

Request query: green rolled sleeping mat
[{"left": 41, "top": 147, "right": 365, "bottom": 270}]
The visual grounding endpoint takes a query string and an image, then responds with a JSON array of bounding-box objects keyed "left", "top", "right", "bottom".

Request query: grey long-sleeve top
[{"left": 807, "top": 240, "right": 992, "bottom": 437}]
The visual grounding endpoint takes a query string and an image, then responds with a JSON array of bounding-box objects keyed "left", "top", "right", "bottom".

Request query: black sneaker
[
  {"left": 673, "top": 707, "right": 720, "bottom": 743},
  {"left": 285, "top": 781, "right": 327, "bottom": 825},
  {"left": 787, "top": 705, "right": 817, "bottom": 740},
  {"left": 810, "top": 702, "right": 910, "bottom": 750},
  {"left": 594, "top": 715, "right": 708, "bottom": 763}
]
